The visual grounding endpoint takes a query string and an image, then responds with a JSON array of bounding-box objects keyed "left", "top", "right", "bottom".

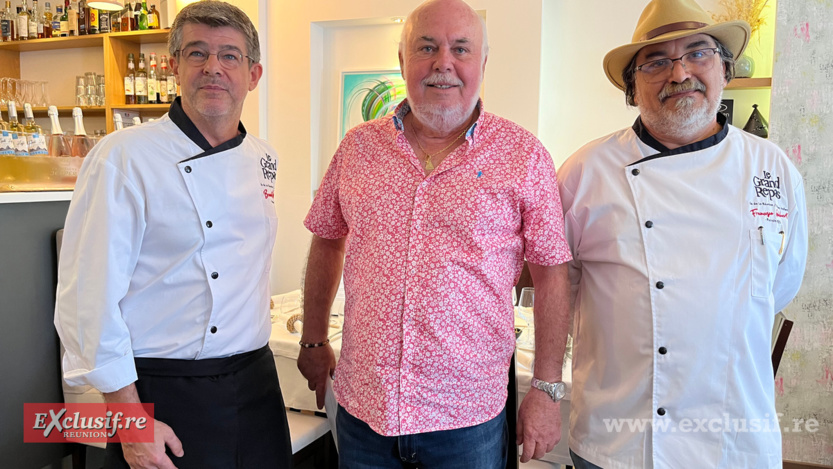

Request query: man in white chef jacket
[
  {"left": 557, "top": 0, "right": 808, "bottom": 468},
  {"left": 54, "top": 2, "right": 291, "bottom": 468}
]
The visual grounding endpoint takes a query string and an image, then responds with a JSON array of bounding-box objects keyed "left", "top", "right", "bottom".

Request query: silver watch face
[
  {"left": 554, "top": 382, "right": 566, "bottom": 400},
  {"left": 533, "top": 378, "right": 566, "bottom": 402}
]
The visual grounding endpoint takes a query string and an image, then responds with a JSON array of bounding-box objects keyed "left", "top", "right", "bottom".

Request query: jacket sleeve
[
  {"left": 773, "top": 170, "right": 808, "bottom": 313},
  {"left": 54, "top": 151, "right": 146, "bottom": 393}
]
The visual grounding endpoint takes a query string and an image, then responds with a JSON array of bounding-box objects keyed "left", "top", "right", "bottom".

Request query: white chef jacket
[
  {"left": 557, "top": 115, "right": 808, "bottom": 469},
  {"left": 55, "top": 98, "right": 279, "bottom": 393}
]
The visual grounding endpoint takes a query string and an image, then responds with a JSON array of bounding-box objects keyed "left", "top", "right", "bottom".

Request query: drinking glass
[{"left": 517, "top": 287, "right": 535, "bottom": 349}]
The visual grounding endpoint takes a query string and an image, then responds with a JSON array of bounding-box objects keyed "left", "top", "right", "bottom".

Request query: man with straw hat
[{"left": 557, "top": 0, "right": 808, "bottom": 467}]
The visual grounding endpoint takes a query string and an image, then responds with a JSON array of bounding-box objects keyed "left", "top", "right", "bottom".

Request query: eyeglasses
[
  {"left": 175, "top": 46, "right": 253, "bottom": 70},
  {"left": 635, "top": 48, "right": 720, "bottom": 83}
]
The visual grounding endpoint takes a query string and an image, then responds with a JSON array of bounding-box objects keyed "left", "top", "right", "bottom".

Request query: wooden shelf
[
  {"left": 0, "top": 35, "right": 104, "bottom": 52},
  {"left": 31, "top": 106, "right": 106, "bottom": 117},
  {"left": 105, "top": 29, "right": 171, "bottom": 44},
  {"left": 112, "top": 104, "right": 172, "bottom": 112},
  {"left": 726, "top": 77, "right": 772, "bottom": 89}
]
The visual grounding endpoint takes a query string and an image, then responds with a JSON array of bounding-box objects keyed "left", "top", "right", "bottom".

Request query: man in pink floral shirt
[{"left": 299, "top": 0, "right": 572, "bottom": 466}]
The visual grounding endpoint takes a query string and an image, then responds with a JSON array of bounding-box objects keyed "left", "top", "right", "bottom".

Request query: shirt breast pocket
[{"left": 749, "top": 226, "right": 782, "bottom": 298}]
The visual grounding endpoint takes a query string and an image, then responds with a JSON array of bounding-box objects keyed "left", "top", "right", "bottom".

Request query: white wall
[
  {"left": 538, "top": 0, "right": 642, "bottom": 167},
  {"left": 268, "top": 0, "right": 545, "bottom": 293}
]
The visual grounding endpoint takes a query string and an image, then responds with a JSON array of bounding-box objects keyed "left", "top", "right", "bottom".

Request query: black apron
[{"left": 104, "top": 345, "right": 292, "bottom": 468}]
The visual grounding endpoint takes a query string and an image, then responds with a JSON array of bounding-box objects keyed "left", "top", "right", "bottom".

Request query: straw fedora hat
[{"left": 603, "top": 0, "right": 750, "bottom": 90}]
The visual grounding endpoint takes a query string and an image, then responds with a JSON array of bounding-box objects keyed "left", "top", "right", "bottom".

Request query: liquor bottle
[
  {"left": 147, "top": 3, "right": 158, "bottom": 29},
  {"left": 70, "top": 107, "right": 91, "bottom": 157},
  {"left": 17, "top": 0, "right": 29, "bottom": 40},
  {"left": 132, "top": 2, "right": 139, "bottom": 30},
  {"left": 97, "top": 7, "right": 108, "bottom": 33},
  {"left": 66, "top": 0, "right": 76, "bottom": 36},
  {"left": 106, "top": 9, "right": 116, "bottom": 31},
  {"left": 88, "top": 6, "right": 97, "bottom": 34},
  {"left": 147, "top": 52, "right": 158, "bottom": 104},
  {"left": 29, "top": 0, "right": 39, "bottom": 39},
  {"left": 46, "top": 105, "right": 69, "bottom": 156},
  {"left": 113, "top": 113, "right": 123, "bottom": 130},
  {"left": 42, "top": 2, "right": 51, "bottom": 37},
  {"left": 119, "top": 2, "right": 130, "bottom": 31},
  {"left": 124, "top": 52, "right": 136, "bottom": 104},
  {"left": 23, "top": 103, "right": 47, "bottom": 155},
  {"left": 137, "top": 0, "right": 146, "bottom": 30},
  {"left": 22, "top": 103, "right": 42, "bottom": 134},
  {"left": 159, "top": 55, "right": 172, "bottom": 104},
  {"left": 77, "top": 0, "right": 85, "bottom": 35},
  {"left": 59, "top": 1, "right": 67, "bottom": 35},
  {"left": 1, "top": 1, "right": 14, "bottom": 42},
  {"left": 135, "top": 53, "right": 148, "bottom": 105},
  {"left": 6, "top": 101, "right": 21, "bottom": 132},
  {"left": 51, "top": 4, "right": 60, "bottom": 36}
]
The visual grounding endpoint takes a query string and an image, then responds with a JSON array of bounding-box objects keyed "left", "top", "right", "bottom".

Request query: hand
[
  {"left": 120, "top": 418, "right": 183, "bottom": 469},
  {"left": 297, "top": 344, "right": 336, "bottom": 409},
  {"left": 516, "top": 388, "right": 561, "bottom": 463}
]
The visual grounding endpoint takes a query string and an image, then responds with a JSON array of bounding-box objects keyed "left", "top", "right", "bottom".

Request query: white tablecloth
[{"left": 269, "top": 290, "right": 573, "bottom": 465}]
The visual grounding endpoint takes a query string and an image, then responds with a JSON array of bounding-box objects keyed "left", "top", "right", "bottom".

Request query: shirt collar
[
  {"left": 629, "top": 112, "right": 729, "bottom": 165},
  {"left": 168, "top": 96, "right": 248, "bottom": 161},
  {"left": 392, "top": 98, "right": 484, "bottom": 143}
]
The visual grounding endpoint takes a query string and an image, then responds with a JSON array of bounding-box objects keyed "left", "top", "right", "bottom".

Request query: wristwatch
[{"left": 531, "top": 378, "right": 566, "bottom": 402}]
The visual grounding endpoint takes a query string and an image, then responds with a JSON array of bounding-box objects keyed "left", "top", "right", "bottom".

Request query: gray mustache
[{"left": 659, "top": 80, "right": 706, "bottom": 100}]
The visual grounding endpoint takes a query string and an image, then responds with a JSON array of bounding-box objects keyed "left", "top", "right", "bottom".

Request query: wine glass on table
[{"left": 517, "top": 287, "right": 535, "bottom": 350}]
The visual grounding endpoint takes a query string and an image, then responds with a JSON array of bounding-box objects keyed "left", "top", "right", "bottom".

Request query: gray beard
[
  {"left": 640, "top": 90, "right": 723, "bottom": 142},
  {"left": 411, "top": 99, "right": 477, "bottom": 134}
]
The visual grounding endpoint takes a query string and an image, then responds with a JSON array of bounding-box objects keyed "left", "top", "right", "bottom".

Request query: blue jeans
[
  {"left": 336, "top": 405, "right": 507, "bottom": 469},
  {"left": 570, "top": 449, "right": 604, "bottom": 469}
]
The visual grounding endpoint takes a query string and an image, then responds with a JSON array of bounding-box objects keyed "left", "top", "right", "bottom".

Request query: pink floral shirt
[{"left": 305, "top": 101, "right": 572, "bottom": 436}]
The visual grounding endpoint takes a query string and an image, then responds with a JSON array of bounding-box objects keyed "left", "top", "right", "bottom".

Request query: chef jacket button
[
  {"left": 206, "top": 220, "right": 213, "bottom": 228},
  {"left": 659, "top": 346, "right": 668, "bottom": 355},
  {"left": 210, "top": 326, "right": 217, "bottom": 334},
  {"left": 656, "top": 281, "right": 664, "bottom": 289},
  {"left": 184, "top": 166, "right": 192, "bottom": 173},
  {"left": 645, "top": 220, "right": 654, "bottom": 228},
  {"left": 657, "top": 407, "right": 667, "bottom": 416},
  {"left": 631, "top": 168, "right": 640, "bottom": 176},
  {"left": 211, "top": 272, "right": 219, "bottom": 279}
]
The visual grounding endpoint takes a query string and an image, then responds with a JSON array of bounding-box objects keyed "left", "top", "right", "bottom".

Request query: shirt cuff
[{"left": 63, "top": 352, "right": 138, "bottom": 394}]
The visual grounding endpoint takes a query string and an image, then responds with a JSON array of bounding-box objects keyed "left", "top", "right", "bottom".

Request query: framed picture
[
  {"left": 339, "top": 70, "right": 407, "bottom": 140},
  {"left": 719, "top": 99, "right": 734, "bottom": 126}
]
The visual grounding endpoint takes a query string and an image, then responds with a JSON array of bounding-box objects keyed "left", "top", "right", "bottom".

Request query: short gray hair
[
  {"left": 397, "top": 4, "right": 490, "bottom": 64},
  {"left": 168, "top": 0, "right": 261, "bottom": 64},
  {"left": 622, "top": 35, "right": 735, "bottom": 107}
]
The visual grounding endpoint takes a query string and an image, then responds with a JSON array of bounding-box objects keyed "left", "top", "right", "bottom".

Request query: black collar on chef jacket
[
  {"left": 168, "top": 96, "right": 248, "bottom": 162},
  {"left": 628, "top": 112, "right": 728, "bottom": 166}
]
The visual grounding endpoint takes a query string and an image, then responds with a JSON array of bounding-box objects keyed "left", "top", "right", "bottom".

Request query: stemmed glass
[{"left": 517, "top": 287, "right": 535, "bottom": 349}]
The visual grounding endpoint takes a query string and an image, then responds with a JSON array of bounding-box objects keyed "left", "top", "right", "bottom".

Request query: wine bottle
[
  {"left": 70, "top": 106, "right": 91, "bottom": 157},
  {"left": 124, "top": 53, "right": 136, "bottom": 105},
  {"left": 6, "top": 101, "right": 21, "bottom": 132},
  {"left": 148, "top": 52, "right": 158, "bottom": 104},
  {"left": 23, "top": 103, "right": 47, "bottom": 155},
  {"left": 47, "top": 105, "right": 70, "bottom": 157},
  {"left": 135, "top": 53, "right": 148, "bottom": 105}
]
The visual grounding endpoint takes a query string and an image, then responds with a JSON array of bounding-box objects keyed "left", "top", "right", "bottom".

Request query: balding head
[
  {"left": 397, "top": 0, "right": 488, "bottom": 133},
  {"left": 399, "top": 0, "right": 489, "bottom": 71}
]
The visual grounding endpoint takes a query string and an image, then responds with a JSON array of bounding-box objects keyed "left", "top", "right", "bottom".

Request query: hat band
[{"left": 641, "top": 21, "right": 709, "bottom": 41}]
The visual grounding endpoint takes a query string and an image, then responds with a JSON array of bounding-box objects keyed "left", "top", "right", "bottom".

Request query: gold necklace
[{"left": 410, "top": 123, "right": 467, "bottom": 171}]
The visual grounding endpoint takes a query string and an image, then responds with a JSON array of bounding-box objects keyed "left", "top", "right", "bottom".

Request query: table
[{"left": 269, "top": 290, "right": 573, "bottom": 466}]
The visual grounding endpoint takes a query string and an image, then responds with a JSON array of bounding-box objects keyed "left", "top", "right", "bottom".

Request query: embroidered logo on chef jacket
[
  {"left": 260, "top": 153, "right": 276, "bottom": 204},
  {"left": 752, "top": 170, "right": 782, "bottom": 200},
  {"left": 748, "top": 171, "right": 789, "bottom": 222}
]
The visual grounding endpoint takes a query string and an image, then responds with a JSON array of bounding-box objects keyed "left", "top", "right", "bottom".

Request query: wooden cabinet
[
  {"left": 726, "top": 77, "right": 772, "bottom": 89},
  {"left": 0, "top": 30, "right": 171, "bottom": 133}
]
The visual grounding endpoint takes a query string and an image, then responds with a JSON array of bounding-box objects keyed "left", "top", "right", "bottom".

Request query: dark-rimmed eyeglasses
[
  {"left": 175, "top": 46, "right": 253, "bottom": 70},
  {"left": 636, "top": 48, "right": 720, "bottom": 83}
]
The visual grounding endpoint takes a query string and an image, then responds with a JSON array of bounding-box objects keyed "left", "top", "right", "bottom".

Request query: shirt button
[
  {"left": 211, "top": 272, "right": 219, "bottom": 279},
  {"left": 645, "top": 220, "right": 654, "bottom": 228},
  {"left": 659, "top": 346, "right": 668, "bottom": 355},
  {"left": 656, "top": 281, "right": 664, "bottom": 289},
  {"left": 631, "top": 168, "right": 640, "bottom": 176},
  {"left": 184, "top": 166, "right": 192, "bottom": 173},
  {"left": 657, "top": 407, "right": 667, "bottom": 416},
  {"left": 206, "top": 220, "right": 213, "bottom": 228},
  {"left": 210, "top": 326, "right": 217, "bottom": 334}
]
